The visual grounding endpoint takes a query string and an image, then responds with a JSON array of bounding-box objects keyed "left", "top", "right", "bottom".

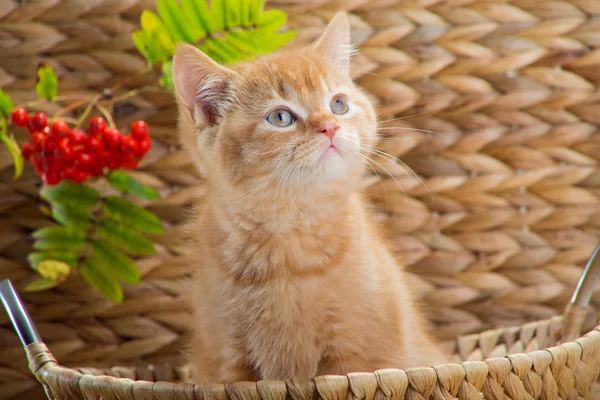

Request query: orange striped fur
[{"left": 172, "top": 12, "right": 447, "bottom": 383}]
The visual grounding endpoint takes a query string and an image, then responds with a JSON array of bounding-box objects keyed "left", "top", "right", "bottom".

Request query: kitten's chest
[{"left": 228, "top": 278, "right": 325, "bottom": 329}]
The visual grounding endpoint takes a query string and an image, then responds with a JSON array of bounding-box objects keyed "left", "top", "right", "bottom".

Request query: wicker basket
[
  {"left": 2, "top": 245, "right": 600, "bottom": 399},
  {"left": 2, "top": 0, "right": 600, "bottom": 399}
]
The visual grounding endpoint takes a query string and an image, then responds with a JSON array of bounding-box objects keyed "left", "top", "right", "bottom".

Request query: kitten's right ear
[{"left": 172, "top": 43, "right": 236, "bottom": 125}]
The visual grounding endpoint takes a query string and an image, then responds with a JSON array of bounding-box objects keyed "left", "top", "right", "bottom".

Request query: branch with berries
[
  {"left": 0, "top": 64, "right": 164, "bottom": 303},
  {"left": 0, "top": 0, "right": 296, "bottom": 302}
]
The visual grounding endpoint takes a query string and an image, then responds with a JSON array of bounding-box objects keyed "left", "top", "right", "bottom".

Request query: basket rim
[{"left": 26, "top": 316, "right": 600, "bottom": 399}]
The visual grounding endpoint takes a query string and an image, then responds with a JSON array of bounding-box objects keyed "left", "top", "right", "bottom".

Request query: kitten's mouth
[{"left": 319, "top": 144, "right": 341, "bottom": 162}]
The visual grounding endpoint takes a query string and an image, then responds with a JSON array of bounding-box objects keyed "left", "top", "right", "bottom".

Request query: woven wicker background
[{"left": 1, "top": 0, "right": 600, "bottom": 399}]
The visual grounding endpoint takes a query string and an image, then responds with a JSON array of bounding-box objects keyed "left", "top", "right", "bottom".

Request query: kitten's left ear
[
  {"left": 172, "top": 43, "right": 237, "bottom": 125},
  {"left": 313, "top": 12, "right": 353, "bottom": 75}
]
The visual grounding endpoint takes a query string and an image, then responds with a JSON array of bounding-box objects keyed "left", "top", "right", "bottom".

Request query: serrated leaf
[
  {"left": 28, "top": 251, "right": 78, "bottom": 269},
  {"left": 177, "top": 0, "right": 206, "bottom": 41},
  {"left": 92, "top": 240, "right": 140, "bottom": 285},
  {"left": 51, "top": 204, "right": 91, "bottom": 230},
  {"left": 24, "top": 277, "right": 60, "bottom": 292},
  {"left": 205, "top": 38, "right": 240, "bottom": 64},
  {"left": 40, "top": 181, "right": 100, "bottom": 210},
  {"left": 81, "top": 258, "right": 123, "bottom": 303},
  {"left": 256, "top": 10, "right": 288, "bottom": 32},
  {"left": 249, "top": 0, "right": 265, "bottom": 22},
  {"left": 140, "top": 10, "right": 176, "bottom": 57},
  {"left": 253, "top": 28, "right": 296, "bottom": 51},
  {"left": 0, "top": 88, "right": 13, "bottom": 118},
  {"left": 107, "top": 171, "right": 160, "bottom": 200},
  {"left": 225, "top": 31, "right": 265, "bottom": 56},
  {"left": 133, "top": 30, "right": 164, "bottom": 65},
  {"left": 103, "top": 196, "right": 164, "bottom": 235},
  {"left": 236, "top": 0, "right": 249, "bottom": 26},
  {"left": 0, "top": 119, "right": 24, "bottom": 180},
  {"left": 36, "top": 64, "right": 58, "bottom": 101},
  {"left": 37, "top": 260, "right": 71, "bottom": 281},
  {"left": 32, "top": 226, "right": 87, "bottom": 251},
  {"left": 97, "top": 219, "right": 156, "bottom": 256},
  {"left": 181, "top": 0, "right": 213, "bottom": 34},
  {"left": 160, "top": 60, "right": 174, "bottom": 90},
  {"left": 157, "top": 0, "right": 197, "bottom": 43},
  {"left": 211, "top": 0, "right": 227, "bottom": 31}
]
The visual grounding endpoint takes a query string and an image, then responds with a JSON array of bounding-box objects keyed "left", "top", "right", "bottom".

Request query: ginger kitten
[{"left": 172, "top": 12, "right": 447, "bottom": 383}]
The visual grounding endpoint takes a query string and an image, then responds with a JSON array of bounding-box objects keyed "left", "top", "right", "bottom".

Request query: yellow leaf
[
  {"left": 24, "top": 277, "right": 59, "bottom": 292},
  {"left": 37, "top": 260, "right": 71, "bottom": 282}
]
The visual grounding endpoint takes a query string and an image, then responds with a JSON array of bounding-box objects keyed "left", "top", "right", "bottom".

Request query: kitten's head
[{"left": 173, "top": 12, "right": 377, "bottom": 199}]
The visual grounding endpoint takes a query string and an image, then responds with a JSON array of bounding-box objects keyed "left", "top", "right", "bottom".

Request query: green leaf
[
  {"left": 157, "top": 0, "right": 197, "bottom": 43},
  {"left": 211, "top": 0, "right": 227, "bottom": 31},
  {"left": 24, "top": 277, "right": 60, "bottom": 292},
  {"left": 237, "top": 0, "right": 249, "bottom": 26},
  {"left": 0, "top": 119, "right": 24, "bottom": 180},
  {"left": 256, "top": 10, "right": 288, "bottom": 32},
  {"left": 159, "top": 60, "right": 174, "bottom": 90},
  {"left": 225, "top": 31, "right": 266, "bottom": 56},
  {"left": 205, "top": 38, "right": 240, "bottom": 64},
  {"left": 181, "top": 0, "right": 213, "bottom": 34},
  {"left": 37, "top": 260, "right": 71, "bottom": 281},
  {"left": 253, "top": 28, "right": 296, "bottom": 50},
  {"left": 40, "top": 181, "right": 100, "bottom": 210},
  {"left": 51, "top": 204, "right": 91, "bottom": 230},
  {"left": 35, "top": 64, "right": 58, "bottom": 101},
  {"left": 108, "top": 171, "right": 160, "bottom": 200},
  {"left": 28, "top": 251, "right": 78, "bottom": 269},
  {"left": 96, "top": 219, "right": 156, "bottom": 256},
  {"left": 92, "top": 240, "right": 140, "bottom": 285},
  {"left": 132, "top": 30, "right": 164, "bottom": 65},
  {"left": 0, "top": 88, "right": 13, "bottom": 118},
  {"left": 32, "top": 226, "right": 87, "bottom": 251},
  {"left": 81, "top": 258, "right": 123, "bottom": 303},
  {"left": 249, "top": 0, "right": 265, "bottom": 22},
  {"left": 139, "top": 10, "right": 176, "bottom": 57},
  {"left": 103, "top": 196, "right": 164, "bottom": 235}
]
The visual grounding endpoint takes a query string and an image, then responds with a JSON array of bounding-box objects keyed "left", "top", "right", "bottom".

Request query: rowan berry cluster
[{"left": 12, "top": 108, "right": 151, "bottom": 185}]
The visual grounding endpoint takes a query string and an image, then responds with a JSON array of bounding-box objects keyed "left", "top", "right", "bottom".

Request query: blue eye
[
  {"left": 267, "top": 109, "right": 295, "bottom": 127},
  {"left": 331, "top": 95, "right": 349, "bottom": 115}
]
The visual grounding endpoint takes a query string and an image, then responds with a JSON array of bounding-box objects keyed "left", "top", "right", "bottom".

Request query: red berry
[
  {"left": 12, "top": 108, "right": 29, "bottom": 127},
  {"left": 42, "top": 171, "right": 61, "bottom": 185},
  {"left": 136, "top": 138, "right": 151, "bottom": 157},
  {"left": 86, "top": 136, "right": 105, "bottom": 154},
  {"left": 61, "top": 165, "right": 76, "bottom": 180},
  {"left": 31, "top": 133, "right": 47, "bottom": 151},
  {"left": 76, "top": 152, "right": 94, "bottom": 168},
  {"left": 88, "top": 117, "right": 107, "bottom": 136},
  {"left": 70, "top": 169, "right": 88, "bottom": 183},
  {"left": 89, "top": 166, "right": 104, "bottom": 177},
  {"left": 28, "top": 113, "right": 48, "bottom": 133},
  {"left": 32, "top": 155, "right": 44, "bottom": 174},
  {"left": 103, "top": 128, "right": 123, "bottom": 148},
  {"left": 122, "top": 160, "right": 139, "bottom": 169},
  {"left": 122, "top": 136, "right": 139, "bottom": 156},
  {"left": 42, "top": 137, "right": 59, "bottom": 153},
  {"left": 50, "top": 121, "right": 70, "bottom": 138},
  {"left": 130, "top": 120, "right": 150, "bottom": 140},
  {"left": 21, "top": 143, "right": 33, "bottom": 161},
  {"left": 57, "top": 137, "right": 75, "bottom": 162},
  {"left": 68, "top": 129, "right": 87, "bottom": 146}
]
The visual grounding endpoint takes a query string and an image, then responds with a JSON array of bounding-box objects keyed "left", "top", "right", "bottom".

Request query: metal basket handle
[
  {"left": 0, "top": 279, "right": 41, "bottom": 347},
  {"left": 560, "top": 243, "right": 600, "bottom": 343}
]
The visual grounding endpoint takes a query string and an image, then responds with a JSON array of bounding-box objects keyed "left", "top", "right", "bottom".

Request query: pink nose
[{"left": 318, "top": 121, "right": 340, "bottom": 140}]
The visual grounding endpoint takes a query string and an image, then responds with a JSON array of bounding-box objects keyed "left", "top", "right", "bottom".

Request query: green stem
[
  {"left": 96, "top": 104, "right": 116, "bottom": 129},
  {"left": 20, "top": 94, "right": 90, "bottom": 109}
]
